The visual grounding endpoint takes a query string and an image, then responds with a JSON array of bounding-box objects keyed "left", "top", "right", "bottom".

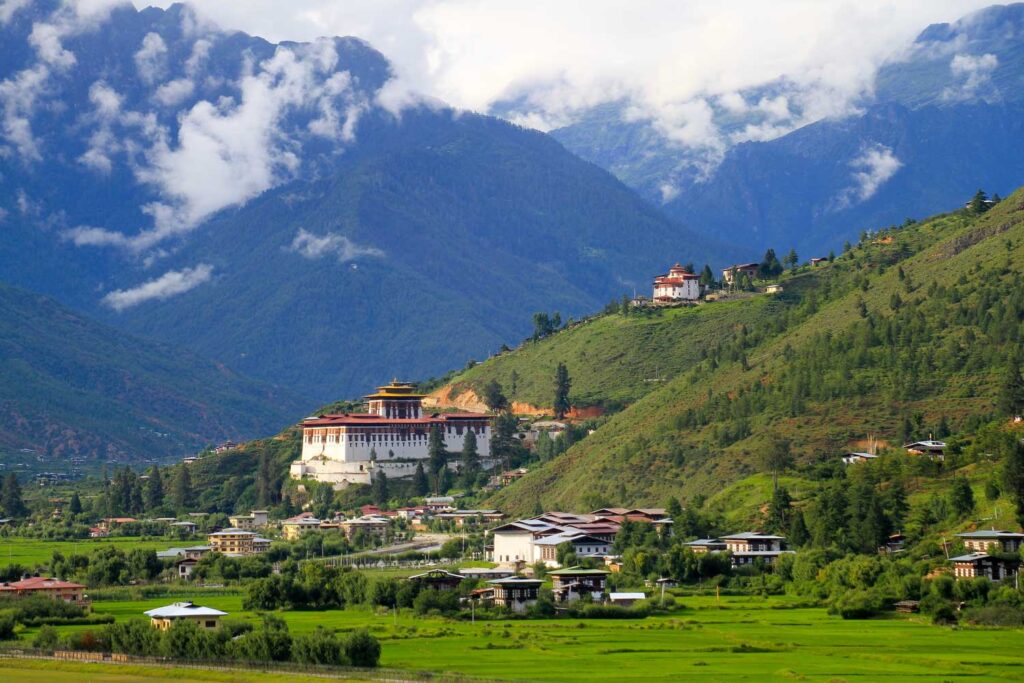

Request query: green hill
[
  {"left": 0, "top": 282, "right": 308, "bottom": 466},
  {"left": 482, "top": 189, "right": 1024, "bottom": 515}
]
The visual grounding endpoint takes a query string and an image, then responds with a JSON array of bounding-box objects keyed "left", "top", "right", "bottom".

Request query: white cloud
[
  {"left": 837, "top": 143, "right": 903, "bottom": 208},
  {"left": 89, "top": 81, "right": 122, "bottom": 117},
  {"left": 102, "top": 263, "right": 214, "bottom": 310},
  {"left": 0, "top": 0, "right": 30, "bottom": 24},
  {"left": 942, "top": 52, "right": 999, "bottom": 101},
  {"left": 288, "top": 228, "right": 384, "bottom": 262},
  {"left": 134, "top": 32, "right": 168, "bottom": 84},
  {"left": 0, "top": 64, "right": 49, "bottom": 160},
  {"left": 29, "top": 21, "right": 77, "bottom": 68},
  {"left": 153, "top": 78, "right": 195, "bottom": 107},
  {"left": 185, "top": 38, "right": 213, "bottom": 76}
]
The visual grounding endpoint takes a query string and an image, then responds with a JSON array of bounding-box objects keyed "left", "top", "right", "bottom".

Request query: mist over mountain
[
  {"left": 548, "top": 3, "right": 1024, "bottom": 256},
  {"left": 0, "top": 1, "right": 728, "bottom": 401}
]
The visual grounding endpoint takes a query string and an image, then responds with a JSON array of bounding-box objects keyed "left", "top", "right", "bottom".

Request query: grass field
[
  {"left": 0, "top": 659, "right": 375, "bottom": 682},
  {"left": 0, "top": 537, "right": 184, "bottom": 568},
  {"left": 14, "top": 591, "right": 1024, "bottom": 682}
]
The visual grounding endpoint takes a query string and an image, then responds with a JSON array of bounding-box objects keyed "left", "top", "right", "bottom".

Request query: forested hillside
[
  {"left": 0, "top": 282, "right": 307, "bottom": 464},
  {"left": 484, "top": 188, "right": 1024, "bottom": 514}
]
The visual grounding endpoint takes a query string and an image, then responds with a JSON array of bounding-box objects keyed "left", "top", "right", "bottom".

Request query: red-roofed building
[
  {"left": 0, "top": 577, "right": 88, "bottom": 605},
  {"left": 653, "top": 263, "right": 700, "bottom": 302},
  {"left": 290, "top": 380, "right": 493, "bottom": 488}
]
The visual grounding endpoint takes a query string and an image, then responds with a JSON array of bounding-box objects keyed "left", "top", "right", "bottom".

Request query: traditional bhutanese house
[
  {"left": 88, "top": 526, "right": 109, "bottom": 538},
  {"left": 339, "top": 515, "right": 391, "bottom": 539},
  {"left": 208, "top": 529, "right": 266, "bottom": 556},
  {"left": 684, "top": 538, "right": 727, "bottom": 554},
  {"left": 652, "top": 263, "right": 700, "bottom": 302},
  {"left": 488, "top": 577, "right": 543, "bottom": 613},
  {"left": 548, "top": 567, "right": 610, "bottom": 603},
  {"left": 169, "top": 520, "right": 198, "bottom": 534},
  {"left": 722, "top": 532, "right": 793, "bottom": 566},
  {"left": 533, "top": 532, "right": 612, "bottom": 567},
  {"left": 435, "top": 509, "right": 506, "bottom": 527},
  {"left": 281, "top": 513, "right": 322, "bottom": 540},
  {"left": 721, "top": 263, "right": 759, "bottom": 285},
  {"left": 841, "top": 452, "right": 879, "bottom": 465},
  {"left": 567, "top": 522, "right": 621, "bottom": 543},
  {"left": 98, "top": 517, "right": 137, "bottom": 531},
  {"left": 408, "top": 569, "right": 464, "bottom": 591},
  {"left": 809, "top": 257, "right": 828, "bottom": 266},
  {"left": 499, "top": 468, "right": 529, "bottom": 487},
  {"left": 156, "top": 547, "right": 186, "bottom": 561},
  {"left": 604, "top": 555, "right": 624, "bottom": 573},
  {"left": 895, "top": 600, "right": 920, "bottom": 613},
  {"left": 424, "top": 496, "right": 457, "bottom": 511},
  {"left": 491, "top": 519, "right": 559, "bottom": 564},
  {"left": 608, "top": 592, "right": 646, "bottom": 607},
  {"left": 184, "top": 545, "right": 212, "bottom": 560},
  {"left": 885, "top": 533, "right": 906, "bottom": 554},
  {"left": 904, "top": 440, "right": 946, "bottom": 460},
  {"left": 956, "top": 530, "right": 1024, "bottom": 554},
  {"left": 765, "top": 284, "right": 784, "bottom": 294},
  {"left": 0, "top": 577, "right": 88, "bottom": 605},
  {"left": 950, "top": 552, "right": 1021, "bottom": 581},
  {"left": 457, "top": 567, "right": 516, "bottom": 581},
  {"left": 144, "top": 601, "right": 226, "bottom": 630},
  {"left": 176, "top": 557, "right": 198, "bottom": 579},
  {"left": 228, "top": 510, "right": 269, "bottom": 530}
]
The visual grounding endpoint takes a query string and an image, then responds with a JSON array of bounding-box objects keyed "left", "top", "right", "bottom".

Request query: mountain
[
  {"left": 0, "top": 1, "right": 732, "bottom": 402},
  {"left": 426, "top": 189, "right": 1024, "bottom": 515},
  {"left": 0, "top": 280, "right": 307, "bottom": 465},
  {"left": 547, "top": 3, "right": 1024, "bottom": 258}
]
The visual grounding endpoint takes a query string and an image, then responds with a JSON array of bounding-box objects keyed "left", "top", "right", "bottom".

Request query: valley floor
[{"left": 15, "top": 592, "right": 1024, "bottom": 682}]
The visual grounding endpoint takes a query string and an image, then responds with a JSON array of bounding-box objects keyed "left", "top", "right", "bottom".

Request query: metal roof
[{"left": 144, "top": 602, "right": 227, "bottom": 618}]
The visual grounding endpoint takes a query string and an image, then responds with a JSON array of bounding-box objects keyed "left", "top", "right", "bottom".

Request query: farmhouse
[
  {"left": 408, "top": 569, "right": 464, "bottom": 591},
  {"left": 956, "top": 530, "right": 1024, "bottom": 554},
  {"left": 533, "top": 532, "right": 611, "bottom": 567},
  {"left": 608, "top": 592, "right": 645, "bottom": 606},
  {"left": 904, "top": 440, "right": 946, "bottom": 459},
  {"left": 765, "top": 284, "right": 784, "bottom": 294},
  {"left": 457, "top": 567, "right": 516, "bottom": 581},
  {"left": 488, "top": 577, "right": 543, "bottom": 613},
  {"left": 548, "top": 567, "right": 609, "bottom": 603},
  {"left": 841, "top": 452, "right": 879, "bottom": 465},
  {"left": 722, "top": 263, "right": 759, "bottom": 285},
  {"left": 652, "top": 263, "right": 700, "bottom": 302},
  {"left": 339, "top": 515, "right": 391, "bottom": 539},
  {"left": 950, "top": 553, "right": 1021, "bottom": 581},
  {"left": 0, "top": 577, "right": 88, "bottom": 605},
  {"left": 722, "top": 532, "right": 793, "bottom": 566},
  {"left": 169, "top": 520, "right": 198, "bottom": 534},
  {"left": 290, "top": 380, "right": 494, "bottom": 487},
  {"left": 228, "top": 510, "right": 268, "bottom": 530},
  {"left": 144, "top": 601, "right": 226, "bottom": 630},
  {"left": 684, "top": 538, "right": 727, "bottom": 554}
]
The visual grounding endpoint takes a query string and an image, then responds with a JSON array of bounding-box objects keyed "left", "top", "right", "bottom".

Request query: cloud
[
  {"left": 942, "top": 52, "right": 999, "bottom": 101},
  {"left": 288, "top": 228, "right": 384, "bottom": 262},
  {"left": 153, "top": 78, "right": 195, "bottom": 107},
  {"left": 102, "top": 263, "right": 214, "bottom": 310},
  {"left": 0, "top": 0, "right": 30, "bottom": 24},
  {"left": 29, "top": 21, "right": 77, "bottom": 68},
  {"left": 836, "top": 143, "right": 903, "bottom": 208},
  {"left": 134, "top": 32, "right": 168, "bottom": 84}
]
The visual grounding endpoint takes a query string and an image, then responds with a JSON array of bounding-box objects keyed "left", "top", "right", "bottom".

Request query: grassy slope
[
  {"left": 487, "top": 190, "right": 1024, "bottom": 514},
  {"left": 441, "top": 295, "right": 786, "bottom": 410}
]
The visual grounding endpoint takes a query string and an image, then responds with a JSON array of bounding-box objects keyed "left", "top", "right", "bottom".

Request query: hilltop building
[
  {"left": 290, "top": 380, "right": 494, "bottom": 487},
  {"left": 722, "top": 263, "right": 759, "bottom": 285},
  {"left": 652, "top": 263, "right": 700, "bottom": 302}
]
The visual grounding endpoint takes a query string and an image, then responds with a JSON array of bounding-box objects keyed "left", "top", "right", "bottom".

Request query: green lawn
[
  {"left": 0, "top": 659, "right": 374, "bottom": 682},
  {"left": 0, "top": 537, "right": 186, "bottom": 568},
  {"left": 18, "top": 591, "right": 1024, "bottom": 682}
]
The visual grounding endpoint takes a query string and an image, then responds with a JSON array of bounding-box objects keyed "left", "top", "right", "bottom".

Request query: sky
[{"left": 131, "top": 0, "right": 997, "bottom": 133}]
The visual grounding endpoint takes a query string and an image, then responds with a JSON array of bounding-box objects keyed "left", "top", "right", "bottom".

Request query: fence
[{"left": 0, "top": 648, "right": 513, "bottom": 683}]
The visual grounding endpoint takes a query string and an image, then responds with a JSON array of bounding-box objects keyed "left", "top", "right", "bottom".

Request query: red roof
[
  {"left": 304, "top": 412, "right": 489, "bottom": 427},
  {"left": 0, "top": 576, "right": 85, "bottom": 591}
]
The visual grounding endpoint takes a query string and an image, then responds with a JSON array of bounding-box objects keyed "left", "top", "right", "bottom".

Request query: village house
[
  {"left": 809, "top": 257, "right": 829, "bottom": 266},
  {"left": 488, "top": 577, "right": 543, "bottom": 613},
  {"left": 548, "top": 567, "right": 609, "bottom": 603},
  {"left": 841, "top": 452, "right": 880, "bottom": 465},
  {"left": 98, "top": 517, "right": 137, "bottom": 532},
  {"left": 683, "top": 538, "right": 728, "bottom": 554},
  {"left": 407, "top": 569, "right": 464, "bottom": 591},
  {"left": 950, "top": 552, "right": 1021, "bottom": 582},
  {"left": 424, "top": 496, "right": 457, "bottom": 512},
  {"left": 339, "top": 515, "right": 391, "bottom": 540},
  {"left": 533, "top": 532, "right": 612, "bottom": 567},
  {"left": 144, "top": 601, "right": 226, "bottom": 630},
  {"left": 721, "top": 263, "right": 759, "bottom": 285},
  {"left": 176, "top": 557, "right": 198, "bottom": 579},
  {"left": 435, "top": 509, "right": 506, "bottom": 528},
  {"left": 608, "top": 592, "right": 646, "bottom": 607},
  {"left": 904, "top": 440, "right": 946, "bottom": 459},
  {"left": 765, "top": 284, "right": 784, "bottom": 294},
  {"left": 207, "top": 529, "right": 269, "bottom": 556},
  {"left": 652, "top": 263, "right": 700, "bottom": 302},
  {"left": 169, "top": 520, "right": 198, "bottom": 534},
  {"left": 457, "top": 567, "right": 516, "bottom": 581},
  {"left": 956, "top": 530, "right": 1024, "bottom": 554},
  {"left": 290, "top": 381, "right": 494, "bottom": 488},
  {"left": 282, "top": 513, "right": 322, "bottom": 540},
  {"left": 498, "top": 468, "right": 529, "bottom": 487},
  {"left": 0, "top": 577, "right": 88, "bottom": 606},
  {"left": 722, "top": 532, "right": 793, "bottom": 566},
  {"left": 228, "top": 510, "right": 269, "bottom": 530},
  {"left": 212, "top": 441, "right": 239, "bottom": 454}
]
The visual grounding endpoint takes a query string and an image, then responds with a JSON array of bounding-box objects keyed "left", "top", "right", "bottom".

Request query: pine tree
[
  {"left": 372, "top": 472, "right": 389, "bottom": 506},
  {"left": 788, "top": 509, "right": 809, "bottom": 547},
  {"left": 412, "top": 463, "right": 429, "bottom": 497},
  {"left": 767, "top": 486, "right": 792, "bottom": 532},
  {"left": 968, "top": 189, "right": 990, "bottom": 214},
  {"left": 436, "top": 467, "right": 453, "bottom": 495},
  {"left": 171, "top": 465, "right": 193, "bottom": 511},
  {"left": 481, "top": 380, "right": 508, "bottom": 412},
  {"left": 998, "top": 351, "right": 1024, "bottom": 417},
  {"left": 783, "top": 248, "right": 798, "bottom": 269},
  {"left": 255, "top": 451, "right": 275, "bottom": 507},
  {"left": 461, "top": 429, "right": 479, "bottom": 476},
  {"left": 758, "top": 437, "right": 792, "bottom": 491},
  {"left": 699, "top": 264, "right": 715, "bottom": 288},
  {"left": 144, "top": 465, "right": 164, "bottom": 511},
  {"left": 0, "top": 473, "right": 27, "bottom": 518},
  {"left": 1003, "top": 441, "right": 1024, "bottom": 528},
  {"left": 666, "top": 497, "right": 683, "bottom": 520},
  {"left": 509, "top": 370, "right": 519, "bottom": 397},
  {"left": 948, "top": 476, "right": 975, "bottom": 518},
  {"left": 68, "top": 491, "right": 82, "bottom": 516},
  {"left": 427, "top": 424, "right": 447, "bottom": 477},
  {"left": 553, "top": 362, "right": 571, "bottom": 419}
]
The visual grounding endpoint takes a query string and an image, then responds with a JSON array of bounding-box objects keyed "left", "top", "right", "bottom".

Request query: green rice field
[
  {"left": 0, "top": 537, "right": 184, "bottom": 568},
  {"left": 12, "top": 591, "right": 1024, "bottom": 682}
]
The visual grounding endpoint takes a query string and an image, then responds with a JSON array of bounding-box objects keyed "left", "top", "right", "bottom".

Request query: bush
[
  {"left": 413, "top": 589, "right": 459, "bottom": 616},
  {"left": 343, "top": 628, "right": 381, "bottom": 667},
  {"left": 292, "top": 626, "right": 349, "bottom": 666},
  {"left": 829, "top": 589, "right": 885, "bottom": 619},
  {"left": 961, "top": 605, "right": 1024, "bottom": 627},
  {"left": 32, "top": 625, "right": 59, "bottom": 650},
  {"left": 931, "top": 604, "right": 958, "bottom": 625},
  {"left": 108, "top": 618, "right": 162, "bottom": 656},
  {"left": 0, "top": 612, "right": 15, "bottom": 640}
]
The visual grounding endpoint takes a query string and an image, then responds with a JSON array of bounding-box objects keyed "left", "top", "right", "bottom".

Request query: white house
[
  {"left": 290, "top": 380, "right": 494, "bottom": 487},
  {"left": 653, "top": 263, "right": 700, "bottom": 302}
]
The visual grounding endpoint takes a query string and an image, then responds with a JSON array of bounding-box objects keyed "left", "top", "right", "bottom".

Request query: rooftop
[
  {"left": 0, "top": 577, "right": 85, "bottom": 591},
  {"left": 956, "top": 530, "right": 1024, "bottom": 539},
  {"left": 144, "top": 601, "right": 227, "bottom": 618}
]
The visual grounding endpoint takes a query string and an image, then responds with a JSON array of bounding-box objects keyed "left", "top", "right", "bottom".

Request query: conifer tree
[
  {"left": 372, "top": 472, "right": 389, "bottom": 506},
  {"left": 767, "top": 486, "right": 792, "bottom": 532},
  {"left": 948, "top": 476, "right": 975, "bottom": 518},
  {"left": 461, "top": 429, "right": 479, "bottom": 477},
  {"left": 412, "top": 463, "right": 429, "bottom": 497},
  {"left": 171, "top": 465, "right": 193, "bottom": 511},
  {"left": 69, "top": 491, "right": 82, "bottom": 516},
  {"left": 255, "top": 451, "right": 275, "bottom": 507},
  {"left": 481, "top": 380, "right": 508, "bottom": 412},
  {"left": 699, "top": 264, "right": 715, "bottom": 288},
  {"left": 998, "top": 351, "right": 1024, "bottom": 417},
  {"left": 788, "top": 509, "right": 809, "bottom": 547},
  {"left": 144, "top": 465, "right": 164, "bottom": 511},
  {"left": 0, "top": 473, "right": 27, "bottom": 518},
  {"left": 553, "top": 362, "right": 571, "bottom": 419},
  {"left": 427, "top": 424, "right": 447, "bottom": 477},
  {"left": 1002, "top": 441, "right": 1024, "bottom": 527}
]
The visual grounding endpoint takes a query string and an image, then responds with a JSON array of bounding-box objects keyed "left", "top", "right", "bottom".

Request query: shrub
[
  {"left": 108, "top": 618, "right": 162, "bottom": 656},
  {"left": 343, "top": 628, "right": 381, "bottom": 667},
  {"left": 413, "top": 589, "right": 459, "bottom": 616},
  {"left": 292, "top": 626, "right": 349, "bottom": 666},
  {"left": 32, "top": 625, "right": 59, "bottom": 650},
  {"left": 961, "top": 605, "right": 1024, "bottom": 627},
  {"left": 0, "top": 612, "right": 15, "bottom": 640},
  {"left": 829, "top": 589, "right": 885, "bottom": 619}
]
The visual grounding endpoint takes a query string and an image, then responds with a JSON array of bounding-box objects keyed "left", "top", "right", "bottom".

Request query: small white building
[
  {"left": 144, "top": 602, "right": 226, "bottom": 630},
  {"left": 653, "top": 263, "right": 700, "bottom": 302}
]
